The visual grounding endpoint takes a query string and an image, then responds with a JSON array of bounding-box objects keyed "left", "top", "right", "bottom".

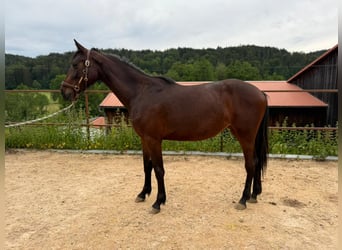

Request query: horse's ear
[{"left": 74, "top": 39, "right": 87, "bottom": 53}]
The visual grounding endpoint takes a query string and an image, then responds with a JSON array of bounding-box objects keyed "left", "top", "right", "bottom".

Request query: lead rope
[{"left": 5, "top": 102, "right": 75, "bottom": 128}]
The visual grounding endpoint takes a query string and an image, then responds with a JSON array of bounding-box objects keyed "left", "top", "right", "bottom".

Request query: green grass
[
  {"left": 5, "top": 107, "right": 338, "bottom": 157},
  {"left": 5, "top": 124, "right": 338, "bottom": 158},
  {"left": 41, "top": 92, "right": 60, "bottom": 113}
]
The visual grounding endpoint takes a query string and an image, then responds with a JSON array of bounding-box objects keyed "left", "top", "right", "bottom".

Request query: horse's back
[{"left": 220, "top": 79, "right": 265, "bottom": 99}]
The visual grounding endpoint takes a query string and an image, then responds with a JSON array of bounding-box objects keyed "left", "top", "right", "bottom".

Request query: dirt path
[{"left": 5, "top": 150, "right": 338, "bottom": 249}]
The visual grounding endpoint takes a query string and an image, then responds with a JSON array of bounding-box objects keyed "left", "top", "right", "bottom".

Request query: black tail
[{"left": 254, "top": 101, "right": 269, "bottom": 176}]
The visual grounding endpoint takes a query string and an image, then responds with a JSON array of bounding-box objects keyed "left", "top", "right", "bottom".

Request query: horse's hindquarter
[{"left": 221, "top": 79, "right": 267, "bottom": 135}]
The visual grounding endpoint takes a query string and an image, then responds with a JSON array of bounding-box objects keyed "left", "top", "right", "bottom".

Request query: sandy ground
[{"left": 5, "top": 150, "right": 338, "bottom": 249}]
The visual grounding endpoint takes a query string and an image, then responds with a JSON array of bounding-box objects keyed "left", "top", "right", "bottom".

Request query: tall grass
[
  {"left": 5, "top": 108, "right": 338, "bottom": 157},
  {"left": 269, "top": 128, "right": 337, "bottom": 157}
]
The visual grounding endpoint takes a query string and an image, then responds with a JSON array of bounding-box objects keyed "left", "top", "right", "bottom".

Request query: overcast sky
[{"left": 5, "top": 0, "right": 338, "bottom": 58}]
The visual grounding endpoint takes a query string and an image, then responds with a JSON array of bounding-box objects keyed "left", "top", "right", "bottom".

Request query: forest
[
  {"left": 5, "top": 45, "right": 326, "bottom": 121},
  {"left": 5, "top": 45, "right": 325, "bottom": 89}
]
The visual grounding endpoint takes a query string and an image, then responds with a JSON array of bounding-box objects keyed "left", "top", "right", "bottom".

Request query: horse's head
[{"left": 61, "top": 40, "right": 100, "bottom": 101}]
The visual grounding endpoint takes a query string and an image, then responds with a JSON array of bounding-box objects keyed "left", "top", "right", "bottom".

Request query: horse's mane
[
  {"left": 153, "top": 76, "right": 176, "bottom": 84},
  {"left": 100, "top": 51, "right": 176, "bottom": 85}
]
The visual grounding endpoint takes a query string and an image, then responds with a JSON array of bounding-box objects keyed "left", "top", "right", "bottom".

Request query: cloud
[{"left": 5, "top": 0, "right": 337, "bottom": 57}]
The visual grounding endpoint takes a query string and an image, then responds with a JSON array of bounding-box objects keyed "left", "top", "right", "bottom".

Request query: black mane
[{"left": 153, "top": 76, "right": 176, "bottom": 84}]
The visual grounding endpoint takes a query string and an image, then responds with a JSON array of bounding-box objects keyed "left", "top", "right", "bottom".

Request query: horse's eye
[{"left": 72, "top": 63, "right": 78, "bottom": 69}]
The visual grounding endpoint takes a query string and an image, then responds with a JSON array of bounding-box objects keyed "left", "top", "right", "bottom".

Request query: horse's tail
[{"left": 254, "top": 99, "right": 269, "bottom": 176}]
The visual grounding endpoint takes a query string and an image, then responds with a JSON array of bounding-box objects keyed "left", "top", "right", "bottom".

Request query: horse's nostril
[{"left": 61, "top": 89, "right": 73, "bottom": 101}]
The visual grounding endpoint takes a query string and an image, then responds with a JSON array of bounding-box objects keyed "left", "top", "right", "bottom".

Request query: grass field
[{"left": 41, "top": 92, "right": 60, "bottom": 113}]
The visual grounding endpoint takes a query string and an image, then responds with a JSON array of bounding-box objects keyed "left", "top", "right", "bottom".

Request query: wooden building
[{"left": 288, "top": 45, "right": 338, "bottom": 126}]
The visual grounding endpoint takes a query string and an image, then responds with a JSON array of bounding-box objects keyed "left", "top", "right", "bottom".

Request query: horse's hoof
[
  {"left": 235, "top": 203, "right": 247, "bottom": 210},
  {"left": 135, "top": 196, "right": 145, "bottom": 203},
  {"left": 150, "top": 207, "right": 160, "bottom": 214},
  {"left": 248, "top": 197, "right": 257, "bottom": 203}
]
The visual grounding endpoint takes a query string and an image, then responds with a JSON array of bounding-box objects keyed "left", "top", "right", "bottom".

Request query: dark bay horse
[{"left": 61, "top": 40, "right": 269, "bottom": 214}]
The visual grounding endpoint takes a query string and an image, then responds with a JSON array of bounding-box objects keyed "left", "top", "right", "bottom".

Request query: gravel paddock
[{"left": 5, "top": 150, "right": 338, "bottom": 249}]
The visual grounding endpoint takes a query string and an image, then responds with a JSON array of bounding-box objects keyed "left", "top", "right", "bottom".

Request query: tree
[
  {"left": 5, "top": 84, "right": 49, "bottom": 122},
  {"left": 5, "top": 64, "right": 32, "bottom": 89},
  {"left": 226, "top": 60, "right": 262, "bottom": 80},
  {"left": 192, "top": 59, "right": 215, "bottom": 81},
  {"left": 166, "top": 59, "right": 215, "bottom": 81},
  {"left": 32, "top": 80, "right": 41, "bottom": 89},
  {"left": 215, "top": 63, "right": 227, "bottom": 80},
  {"left": 50, "top": 74, "right": 67, "bottom": 106},
  {"left": 166, "top": 62, "right": 194, "bottom": 81}
]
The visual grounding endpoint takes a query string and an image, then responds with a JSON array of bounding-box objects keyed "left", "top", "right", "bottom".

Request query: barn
[{"left": 287, "top": 45, "right": 338, "bottom": 126}]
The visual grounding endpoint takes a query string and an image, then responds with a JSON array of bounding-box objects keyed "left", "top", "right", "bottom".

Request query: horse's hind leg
[
  {"left": 249, "top": 161, "right": 262, "bottom": 203},
  {"left": 236, "top": 144, "right": 255, "bottom": 210},
  {"left": 229, "top": 126, "right": 257, "bottom": 210}
]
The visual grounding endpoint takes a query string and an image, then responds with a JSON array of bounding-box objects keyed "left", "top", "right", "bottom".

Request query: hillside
[{"left": 5, "top": 45, "right": 325, "bottom": 89}]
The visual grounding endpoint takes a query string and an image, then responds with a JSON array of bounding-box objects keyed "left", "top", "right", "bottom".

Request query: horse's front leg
[
  {"left": 137, "top": 138, "right": 166, "bottom": 214},
  {"left": 143, "top": 137, "right": 166, "bottom": 213},
  {"left": 135, "top": 151, "right": 153, "bottom": 202}
]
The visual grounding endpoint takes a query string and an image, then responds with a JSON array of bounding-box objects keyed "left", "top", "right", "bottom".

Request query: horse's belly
[
  {"left": 163, "top": 120, "right": 228, "bottom": 141},
  {"left": 164, "top": 132, "right": 221, "bottom": 141}
]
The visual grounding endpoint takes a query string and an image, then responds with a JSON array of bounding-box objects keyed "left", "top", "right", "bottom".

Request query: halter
[{"left": 62, "top": 49, "right": 91, "bottom": 93}]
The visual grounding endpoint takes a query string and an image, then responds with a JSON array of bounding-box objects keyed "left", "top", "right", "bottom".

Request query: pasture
[{"left": 5, "top": 150, "right": 337, "bottom": 249}]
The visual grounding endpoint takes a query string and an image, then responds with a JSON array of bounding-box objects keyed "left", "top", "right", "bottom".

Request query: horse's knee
[{"left": 154, "top": 166, "right": 165, "bottom": 179}]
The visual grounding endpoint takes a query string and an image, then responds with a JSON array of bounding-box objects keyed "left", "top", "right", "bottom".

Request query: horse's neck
[{"left": 99, "top": 55, "right": 150, "bottom": 110}]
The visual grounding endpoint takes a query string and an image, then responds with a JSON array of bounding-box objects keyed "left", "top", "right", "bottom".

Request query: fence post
[{"left": 84, "top": 92, "right": 90, "bottom": 148}]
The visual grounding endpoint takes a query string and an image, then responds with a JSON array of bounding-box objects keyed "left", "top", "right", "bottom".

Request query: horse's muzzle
[{"left": 61, "top": 81, "right": 78, "bottom": 101}]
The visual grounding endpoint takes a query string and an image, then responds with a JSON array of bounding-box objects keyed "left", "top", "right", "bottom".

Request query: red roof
[
  {"left": 99, "top": 92, "right": 124, "bottom": 108},
  {"left": 91, "top": 116, "right": 106, "bottom": 128},
  {"left": 99, "top": 81, "right": 327, "bottom": 108},
  {"left": 249, "top": 81, "right": 327, "bottom": 107}
]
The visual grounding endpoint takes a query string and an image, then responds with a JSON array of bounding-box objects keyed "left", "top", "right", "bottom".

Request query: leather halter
[{"left": 62, "top": 49, "right": 91, "bottom": 93}]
